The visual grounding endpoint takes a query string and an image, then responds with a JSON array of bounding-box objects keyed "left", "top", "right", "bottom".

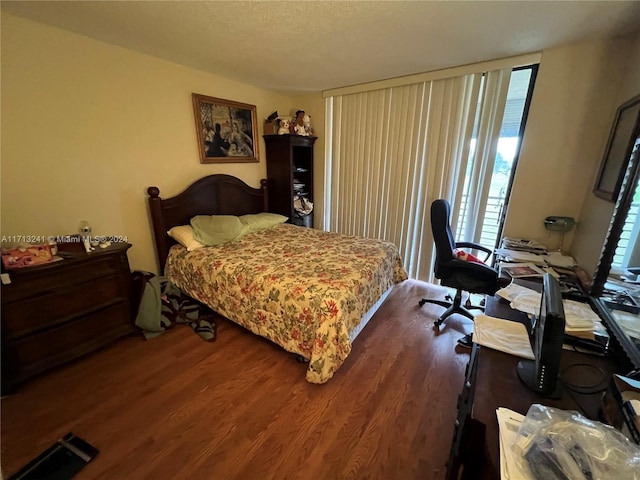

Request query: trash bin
[
  {"left": 294, "top": 196, "right": 313, "bottom": 228},
  {"left": 293, "top": 213, "right": 313, "bottom": 228}
]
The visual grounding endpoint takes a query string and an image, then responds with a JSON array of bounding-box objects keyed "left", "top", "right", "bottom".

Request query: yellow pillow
[{"left": 167, "top": 225, "right": 205, "bottom": 251}]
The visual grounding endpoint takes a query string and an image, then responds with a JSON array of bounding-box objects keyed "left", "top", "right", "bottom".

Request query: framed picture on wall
[
  {"left": 192, "top": 93, "right": 259, "bottom": 164},
  {"left": 593, "top": 93, "right": 640, "bottom": 202}
]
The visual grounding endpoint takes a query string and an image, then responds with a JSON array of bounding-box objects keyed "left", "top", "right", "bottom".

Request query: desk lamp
[{"left": 544, "top": 216, "right": 576, "bottom": 253}]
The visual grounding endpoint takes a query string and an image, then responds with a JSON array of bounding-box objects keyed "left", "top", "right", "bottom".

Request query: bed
[{"left": 147, "top": 174, "right": 407, "bottom": 383}]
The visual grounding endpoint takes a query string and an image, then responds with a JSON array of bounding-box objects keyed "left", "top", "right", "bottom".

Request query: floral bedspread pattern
[{"left": 165, "top": 223, "right": 407, "bottom": 383}]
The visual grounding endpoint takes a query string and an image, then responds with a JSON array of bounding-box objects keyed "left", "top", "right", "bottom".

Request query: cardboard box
[
  {"left": 264, "top": 119, "right": 279, "bottom": 135},
  {"left": 1, "top": 244, "right": 54, "bottom": 269}
]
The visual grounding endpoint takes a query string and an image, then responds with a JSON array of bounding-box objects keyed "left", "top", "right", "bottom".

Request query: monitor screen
[{"left": 517, "top": 273, "right": 566, "bottom": 397}]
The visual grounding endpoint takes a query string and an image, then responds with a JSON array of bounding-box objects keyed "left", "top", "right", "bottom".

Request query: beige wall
[
  {"left": 504, "top": 37, "right": 627, "bottom": 257},
  {"left": 571, "top": 32, "right": 640, "bottom": 274},
  {"left": 1, "top": 14, "right": 295, "bottom": 273}
]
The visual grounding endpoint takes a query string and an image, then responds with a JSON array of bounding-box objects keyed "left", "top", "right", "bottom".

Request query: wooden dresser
[{"left": 1, "top": 243, "right": 135, "bottom": 394}]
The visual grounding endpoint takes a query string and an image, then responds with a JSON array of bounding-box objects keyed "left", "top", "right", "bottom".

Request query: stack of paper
[
  {"left": 502, "top": 237, "right": 548, "bottom": 254},
  {"left": 500, "top": 288, "right": 600, "bottom": 337},
  {"left": 496, "top": 408, "right": 531, "bottom": 479},
  {"left": 496, "top": 249, "right": 577, "bottom": 269},
  {"left": 499, "top": 263, "right": 546, "bottom": 279},
  {"left": 563, "top": 300, "right": 601, "bottom": 335},
  {"left": 495, "top": 248, "right": 547, "bottom": 264}
]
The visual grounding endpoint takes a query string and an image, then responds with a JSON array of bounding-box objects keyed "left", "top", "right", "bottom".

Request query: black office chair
[{"left": 419, "top": 198, "right": 500, "bottom": 329}]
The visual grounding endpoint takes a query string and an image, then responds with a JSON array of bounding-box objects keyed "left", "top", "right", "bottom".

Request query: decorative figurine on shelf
[
  {"left": 293, "top": 109, "right": 309, "bottom": 136},
  {"left": 278, "top": 118, "right": 290, "bottom": 135},
  {"left": 303, "top": 113, "right": 313, "bottom": 136},
  {"left": 79, "top": 220, "right": 93, "bottom": 253}
]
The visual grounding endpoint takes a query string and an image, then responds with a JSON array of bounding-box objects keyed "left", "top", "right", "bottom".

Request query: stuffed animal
[
  {"left": 293, "top": 110, "right": 309, "bottom": 136},
  {"left": 293, "top": 123, "right": 307, "bottom": 136},
  {"left": 277, "top": 118, "right": 290, "bottom": 135},
  {"left": 303, "top": 113, "right": 312, "bottom": 136}
]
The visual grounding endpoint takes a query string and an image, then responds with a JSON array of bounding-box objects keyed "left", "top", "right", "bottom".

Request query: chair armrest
[{"left": 455, "top": 242, "right": 493, "bottom": 262}]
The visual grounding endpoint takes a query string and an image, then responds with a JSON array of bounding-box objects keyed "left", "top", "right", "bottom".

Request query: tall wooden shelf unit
[{"left": 264, "top": 134, "right": 317, "bottom": 227}]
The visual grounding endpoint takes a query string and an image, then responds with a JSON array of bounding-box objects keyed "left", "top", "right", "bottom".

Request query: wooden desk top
[{"left": 476, "top": 293, "right": 615, "bottom": 479}]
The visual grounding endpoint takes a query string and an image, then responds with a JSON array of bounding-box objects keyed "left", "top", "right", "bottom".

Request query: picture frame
[
  {"left": 192, "top": 93, "right": 259, "bottom": 164},
  {"left": 593, "top": 93, "right": 640, "bottom": 202}
]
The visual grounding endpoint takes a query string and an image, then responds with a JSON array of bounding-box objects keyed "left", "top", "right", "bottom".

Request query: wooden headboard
[{"left": 147, "top": 174, "right": 268, "bottom": 272}]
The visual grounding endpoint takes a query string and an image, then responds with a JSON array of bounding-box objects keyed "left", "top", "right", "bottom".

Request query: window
[{"left": 456, "top": 66, "right": 537, "bottom": 252}]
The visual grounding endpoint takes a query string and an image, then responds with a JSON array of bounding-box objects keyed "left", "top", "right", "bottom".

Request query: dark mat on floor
[{"left": 9, "top": 433, "right": 98, "bottom": 480}]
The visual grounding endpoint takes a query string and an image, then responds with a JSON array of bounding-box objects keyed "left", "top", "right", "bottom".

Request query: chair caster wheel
[
  {"left": 419, "top": 299, "right": 427, "bottom": 307},
  {"left": 465, "top": 299, "right": 472, "bottom": 309},
  {"left": 445, "top": 294, "right": 453, "bottom": 301}
]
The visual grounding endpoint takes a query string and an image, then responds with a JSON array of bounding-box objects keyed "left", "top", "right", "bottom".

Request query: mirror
[
  {"left": 591, "top": 132, "right": 640, "bottom": 371},
  {"left": 593, "top": 94, "right": 640, "bottom": 201}
]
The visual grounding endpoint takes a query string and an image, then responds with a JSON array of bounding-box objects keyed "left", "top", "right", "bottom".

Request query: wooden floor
[{"left": 1, "top": 280, "right": 475, "bottom": 480}]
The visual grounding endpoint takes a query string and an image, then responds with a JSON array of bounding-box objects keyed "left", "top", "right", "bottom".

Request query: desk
[{"left": 446, "top": 291, "right": 617, "bottom": 480}]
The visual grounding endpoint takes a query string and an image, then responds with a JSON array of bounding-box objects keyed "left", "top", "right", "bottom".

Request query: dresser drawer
[
  {"left": 2, "top": 255, "right": 123, "bottom": 304},
  {"left": 2, "top": 274, "right": 126, "bottom": 340},
  {"left": 6, "top": 302, "right": 134, "bottom": 381}
]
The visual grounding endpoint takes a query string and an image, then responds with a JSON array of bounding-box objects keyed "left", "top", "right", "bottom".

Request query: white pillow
[{"left": 167, "top": 225, "right": 205, "bottom": 251}]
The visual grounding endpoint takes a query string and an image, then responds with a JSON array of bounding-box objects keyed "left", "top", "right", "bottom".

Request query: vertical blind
[
  {"left": 459, "top": 69, "right": 512, "bottom": 244},
  {"left": 324, "top": 67, "right": 512, "bottom": 282}
]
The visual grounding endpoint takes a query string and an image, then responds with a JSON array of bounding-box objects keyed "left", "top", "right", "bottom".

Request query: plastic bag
[{"left": 512, "top": 404, "right": 640, "bottom": 479}]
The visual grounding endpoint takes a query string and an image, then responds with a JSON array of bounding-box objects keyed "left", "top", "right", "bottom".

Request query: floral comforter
[{"left": 165, "top": 223, "right": 407, "bottom": 383}]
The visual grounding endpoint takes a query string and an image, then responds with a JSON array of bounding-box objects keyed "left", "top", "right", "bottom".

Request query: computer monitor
[{"left": 517, "top": 273, "right": 566, "bottom": 397}]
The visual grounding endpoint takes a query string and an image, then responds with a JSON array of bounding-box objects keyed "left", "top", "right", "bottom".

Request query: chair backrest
[{"left": 431, "top": 199, "right": 456, "bottom": 273}]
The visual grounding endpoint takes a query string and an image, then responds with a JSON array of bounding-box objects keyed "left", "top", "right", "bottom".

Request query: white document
[
  {"left": 496, "top": 283, "right": 538, "bottom": 302},
  {"left": 496, "top": 408, "right": 531, "bottom": 480},
  {"left": 509, "top": 290, "right": 541, "bottom": 316},
  {"left": 543, "top": 251, "right": 577, "bottom": 267},
  {"left": 473, "top": 314, "right": 534, "bottom": 360}
]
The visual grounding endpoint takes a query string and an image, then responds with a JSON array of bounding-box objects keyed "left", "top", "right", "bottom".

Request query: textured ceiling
[{"left": 3, "top": 1, "right": 640, "bottom": 95}]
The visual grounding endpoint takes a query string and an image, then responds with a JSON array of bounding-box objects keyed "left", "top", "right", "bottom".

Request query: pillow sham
[
  {"left": 167, "top": 225, "right": 205, "bottom": 251},
  {"left": 190, "top": 215, "right": 248, "bottom": 246},
  {"left": 239, "top": 212, "right": 288, "bottom": 232}
]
